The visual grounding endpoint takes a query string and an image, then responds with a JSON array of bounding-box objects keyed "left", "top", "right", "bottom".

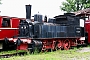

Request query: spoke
[{"left": 64, "top": 40, "right": 70, "bottom": 50}]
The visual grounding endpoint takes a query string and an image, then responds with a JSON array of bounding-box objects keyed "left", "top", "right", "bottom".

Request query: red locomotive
[
  {"left": 0, "top": 16, "right": 25, "bottom": 50},
  {"left": 75, "top": 8, "right": 90, "bottom": 44},
  {"left": 0, "top": 16, "right": 19, "bottom": 38}
]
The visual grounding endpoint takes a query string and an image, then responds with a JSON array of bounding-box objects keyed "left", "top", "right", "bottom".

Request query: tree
[
  {"left": 60, "top": 0, "right": 90, "bottom": 13},
  {"left": 0, "top": 0, "right": 1, "bottom": 13},
  {"left": 0, "top": 0, "right": 1, "bottom": 4}
]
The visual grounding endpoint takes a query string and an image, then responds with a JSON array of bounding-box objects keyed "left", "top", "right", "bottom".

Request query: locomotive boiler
[{"left": 8, "top": 5, "right": 86, "bottom": 52}]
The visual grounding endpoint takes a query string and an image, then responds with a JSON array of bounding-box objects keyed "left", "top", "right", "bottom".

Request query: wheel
[
  {"left": 63, "top": 39, "right": 70, "bottom": 50},
  {"left": 56, "top": 40, "right": 62, "bottom": 50},
  {"left": 4, "top": 38, "right": 9, "bottom": 44},
  {"left": 16, "top": 38, "right": 22, "bottom": 46}
]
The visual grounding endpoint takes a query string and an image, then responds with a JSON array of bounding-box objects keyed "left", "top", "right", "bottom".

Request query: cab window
[{"left": 2, "top": 18, "right": 11, "bottom": 27}]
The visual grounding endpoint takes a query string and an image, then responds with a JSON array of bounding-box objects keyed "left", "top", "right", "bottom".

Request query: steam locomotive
[{"left": 3, "top": 4, "right": 86, "bottom": 52}]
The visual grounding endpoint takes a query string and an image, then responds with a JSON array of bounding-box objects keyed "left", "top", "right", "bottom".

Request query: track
[{"left": 0, "top": 52, "right": 27, "bottom": 58}]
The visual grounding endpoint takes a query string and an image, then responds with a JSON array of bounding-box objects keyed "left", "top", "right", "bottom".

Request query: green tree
[
  {"left": 60, "top": 0, "right": 90, "bottom": 13},
  {"left": 0, "top": 0, "right": 1, "bottom": 4},
  {"left": 0, "top": 0, "right": 1, "bottom": 13}
]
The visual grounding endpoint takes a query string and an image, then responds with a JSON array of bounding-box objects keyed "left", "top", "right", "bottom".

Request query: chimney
[{"left": 26, "top": 5, "right": 32, "bottom": 22}]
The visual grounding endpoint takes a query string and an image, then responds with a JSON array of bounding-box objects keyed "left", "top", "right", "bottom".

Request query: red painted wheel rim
[
  {"left": 57, "top": 41, "right": 62, "bottom": 49},
  {"left": 63, "top": 40, "right": 70, "bottom": 50}
]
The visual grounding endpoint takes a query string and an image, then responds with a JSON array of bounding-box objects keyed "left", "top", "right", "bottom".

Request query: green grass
[
  {"left": 1, "top": 47, "right": 90, "bottom": 60},
  {"left": 0, "top": 50, "right": 26, "bottom": 55}
]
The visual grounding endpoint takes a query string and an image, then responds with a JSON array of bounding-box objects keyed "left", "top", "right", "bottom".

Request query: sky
[{"left": 0, "top": 0, "right": 65, "bottom": 18}]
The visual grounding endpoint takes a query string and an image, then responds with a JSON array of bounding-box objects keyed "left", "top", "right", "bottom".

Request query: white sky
[{"left": 0, "top": 0, "right": 65, "bottom": 18}]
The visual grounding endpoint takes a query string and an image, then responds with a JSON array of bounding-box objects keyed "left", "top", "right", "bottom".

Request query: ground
[
  {"left": 77, "top": 47, "right": 90, "bottom": 53},
  {"left": 2, "top": 47, "right": 90, "bottom": 60}
]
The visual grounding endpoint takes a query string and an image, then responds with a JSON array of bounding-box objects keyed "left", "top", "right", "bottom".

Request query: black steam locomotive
[
  {"left": 8, "top": 5, "right": 85, "bottom": 52},
  {"left": 19, "top": 13, "right": 84, "bottom": 39}
]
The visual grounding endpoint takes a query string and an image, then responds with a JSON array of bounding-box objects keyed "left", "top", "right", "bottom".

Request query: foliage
[
  {"left": 60, "top": 0, "right": 90, "bottom": 13},
  {"left": 0, "top": 0, "right": 1, "bottom": 4}
]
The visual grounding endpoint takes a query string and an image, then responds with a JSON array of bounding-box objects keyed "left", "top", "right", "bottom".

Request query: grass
[
  {"left": 1, "top": 47, "right": 90, "bottom": 60},
  {"left": 0, "top": 50, "right": 26, "bottom": 55}
]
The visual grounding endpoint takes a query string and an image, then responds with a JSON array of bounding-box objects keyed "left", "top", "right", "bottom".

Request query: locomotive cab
[
  {"left": 85, "top": 20, "right": 90, "bottom": 44},
  {"left": 0, "top": 16, "right": 20, "bottom": 50},
  {"left": 0, "top": 16, "right": 20, "bottom": 39}
]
